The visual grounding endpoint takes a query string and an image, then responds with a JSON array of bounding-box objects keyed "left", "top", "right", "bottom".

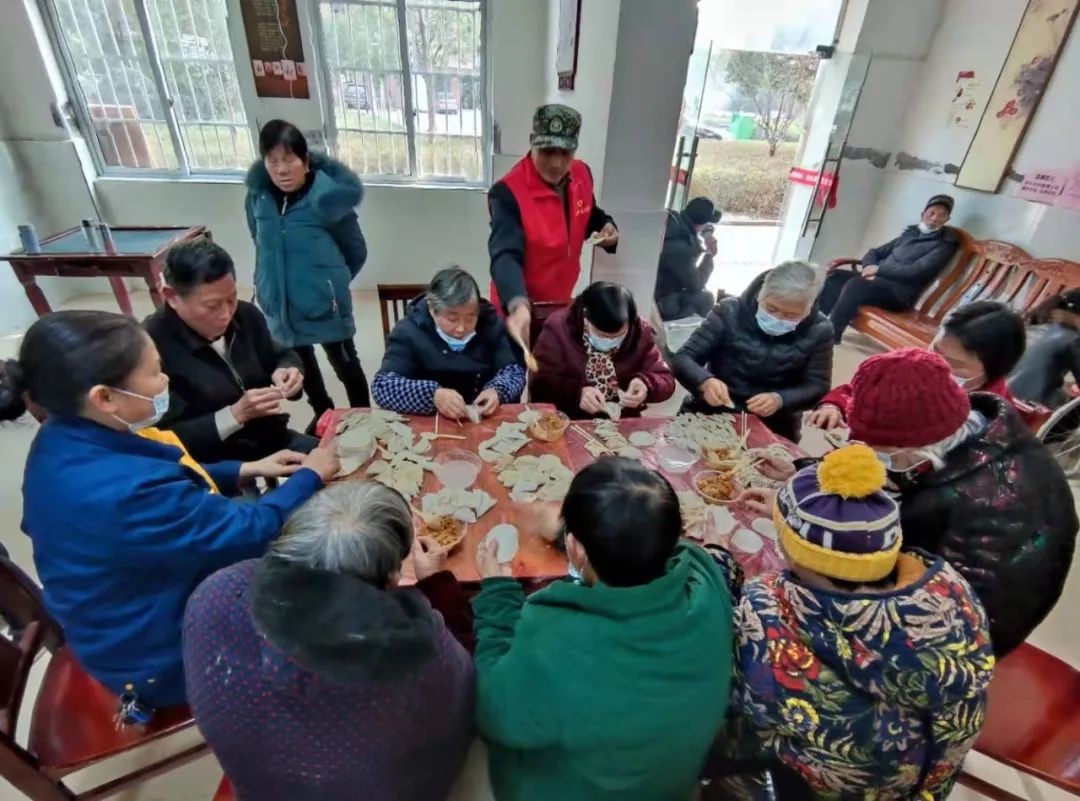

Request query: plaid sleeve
[
  {"left": 484, "top": 363, "right": 527, "bottom": 404},
  {"left": 371, "top": 371, "right": 439, "bottom": 415}
]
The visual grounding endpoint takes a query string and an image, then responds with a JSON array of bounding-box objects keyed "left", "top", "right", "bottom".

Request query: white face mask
[
  {"left": 109, "top": 387, "right": 170, "bottom": 432},
  {"left": 917, "top": 222, "right": 935, "bottom": 234}
]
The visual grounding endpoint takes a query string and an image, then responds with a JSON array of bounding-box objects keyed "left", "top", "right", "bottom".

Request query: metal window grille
[
  {"left": 315, "top": 0, "right": 487, "bottom": 184},
  {"left": 43, "top": 0, "right": 254, "bottom": 175}
]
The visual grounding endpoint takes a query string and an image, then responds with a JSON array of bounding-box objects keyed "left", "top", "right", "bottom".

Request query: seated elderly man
[
  {"left": 372, "top": 267, "right": 526, "bottom": 419},
  {"left": 183, "top": 481, "right": 475, "bottom": 801},
  {"left": 819, "top": 194, "right": 959, "bottom": 342},
  {"left": 144, "top": 239, "right": 316, "bottom": 463},
  {"left": 654, "top": 196, "right": 721, "bottom": 321},
  {"left": 673, "top": 260, "right": 833, "bottom": 441},
  {"left": 472, "top": 457, "right": 733, "bottom": 801}
]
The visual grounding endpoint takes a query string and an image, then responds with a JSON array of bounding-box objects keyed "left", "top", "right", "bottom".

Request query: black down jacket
[
  {"left": 899, "top": 393, "right": 1077, "bottom": 657},
  {"left": 862, "top": 224, "right": 960, "bottom": 304},
  {"left": 672, "top": 271, "right": 834, "bottom": 412}
]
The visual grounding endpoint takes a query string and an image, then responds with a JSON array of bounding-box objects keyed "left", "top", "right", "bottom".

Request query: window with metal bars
[
  {"left": 44, "top": 0, "right": 254, "bottom": 175},
  {"left": 315, "top": 0, "right": 488, "bottom": 184}
]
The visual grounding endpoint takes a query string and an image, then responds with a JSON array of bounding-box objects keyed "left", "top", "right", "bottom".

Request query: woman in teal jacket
[
  {"left": 2, "top": 311, "right": 340, "bottom": 711},
  {"left": 245, "top": 120, "right": 370, "bottom": 426}
]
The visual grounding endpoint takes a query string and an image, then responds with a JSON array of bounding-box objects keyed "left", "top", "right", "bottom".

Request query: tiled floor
[{"left": 0, "top": 289, "right": 1075, "bottom": 800}]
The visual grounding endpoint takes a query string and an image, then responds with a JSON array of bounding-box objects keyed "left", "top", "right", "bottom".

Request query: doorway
[{"left": 669, "top": 0, "right": 857, "bottom": 296}]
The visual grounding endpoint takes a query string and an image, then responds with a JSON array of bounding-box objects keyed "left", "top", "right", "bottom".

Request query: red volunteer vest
[{"left": 490, "top": 155, "right": 595, "bottom": 310}]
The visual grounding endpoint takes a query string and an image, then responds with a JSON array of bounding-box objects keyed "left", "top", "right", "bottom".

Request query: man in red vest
[{"left": 489, "top": 104, "right": 618, "bottom": 343}]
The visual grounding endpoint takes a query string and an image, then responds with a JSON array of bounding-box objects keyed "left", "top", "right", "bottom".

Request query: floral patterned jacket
[{"left": 714, "top": 548, "right": 995, "bottom": 800}]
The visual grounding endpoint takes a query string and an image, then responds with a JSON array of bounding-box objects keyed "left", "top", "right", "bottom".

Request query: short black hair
[
  {"left": 164, "top": 239, "right": 236, "bottom": 296},
  {"left": 577, "top": 281, "right": 636, "bottom": 334},
  {"left": 562, "top": 457, "right": 680, "bottom": 587},
  {"left": 942, "top": 300, "right": 1026, "bottom": 383},
  {"left": 0, "top": 311, "right": 148, "bottom": 420},
  {"left": 259, "top": 119, "right": 309, "bottom": 160}
]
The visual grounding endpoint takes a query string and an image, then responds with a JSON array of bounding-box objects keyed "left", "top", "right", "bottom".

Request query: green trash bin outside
[{"left": 729, "top": 114, "right": 757, "bottom": 141}]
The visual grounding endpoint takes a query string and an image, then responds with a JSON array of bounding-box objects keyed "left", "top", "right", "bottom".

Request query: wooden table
[
  {"left": 321, "top": 405, "right": 806, "bottom": 582},
  {"left": 2, "top": 225, "right": 209, "bottom": 317}
]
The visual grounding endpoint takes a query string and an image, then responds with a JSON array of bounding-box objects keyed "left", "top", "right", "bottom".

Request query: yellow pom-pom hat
[{"left": 773, "top": 444, "right": 902, "bottom": 582}]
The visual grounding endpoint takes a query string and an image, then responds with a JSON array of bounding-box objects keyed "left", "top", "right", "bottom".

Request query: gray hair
[
  {"left": 426, "top": 266, "right": 480, "bottom": 314},
  {"left": 269, "top": 481, "right": 413, "bottom": 584},
  {"left": 759, "top": 260, "right": 819, "bottom": 308}
]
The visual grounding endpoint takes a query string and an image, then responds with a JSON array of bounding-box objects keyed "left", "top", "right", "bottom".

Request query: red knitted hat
[{"left": 848, "top": 348, "right": 971, "bottom": 447}]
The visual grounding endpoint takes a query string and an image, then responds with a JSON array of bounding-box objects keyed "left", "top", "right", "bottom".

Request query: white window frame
[
  {"left": 39, "top": 0, "right": 254, "bottom": 178},
  {"left": 310, "top": 0, "right": 491, "bottom": 187}
]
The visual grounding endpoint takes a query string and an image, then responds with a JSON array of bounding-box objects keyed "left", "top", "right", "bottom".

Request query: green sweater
[{"left": 472, "top": 542, "right": 734, "bottom": 801}]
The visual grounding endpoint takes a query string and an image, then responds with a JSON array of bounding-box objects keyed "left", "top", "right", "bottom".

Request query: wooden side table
[{"left": 2, "top": 225, "right": 210, "bottom": 317}]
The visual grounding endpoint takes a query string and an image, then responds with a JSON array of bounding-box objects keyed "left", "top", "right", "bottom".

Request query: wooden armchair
[{"left": 376, "top": 284, "right": 426, "bottom": 342}]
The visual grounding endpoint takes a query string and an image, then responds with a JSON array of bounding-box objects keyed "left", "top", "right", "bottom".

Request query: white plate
[
  {"left": 731, "top": 528, "right": 763, "bottom": 554},
  {"left": 628, "top": 430, "right": 657, "bottom": 447}
]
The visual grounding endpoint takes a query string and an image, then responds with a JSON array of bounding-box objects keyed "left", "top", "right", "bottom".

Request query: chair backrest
[
  {"left": 917, "top": 234, "right": 1032, "bottom": 323},
  {"left": 973, "top": 643, "right": 1080, "bottom": 793},
  {"left": 377, "top": 284, "right": 426, "bottom": 342},
  {"left": 0, "top": 556, "right": 60, "bottom": 740},
  {"left": 912, "top": 227, "right": 976, "bottom": 316}
]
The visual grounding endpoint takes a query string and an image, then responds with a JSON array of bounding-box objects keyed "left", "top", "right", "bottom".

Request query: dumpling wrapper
[
  {"left": 731, "top": 528, "right": 763, "bottom": 554},
  {"left": 452, "top": 508, "right": 477, "bottom": 523},
  {"left": 485, "top": 524, "right": 519, "bottom": 563},
  {"left": 518, "top": 409, "right": 541, "bottom": 425},
  {"left": 604, "top": 402, "right": 622, "bottom": 421},
  {"left": 337, "top": 457, "right": 364, "bottom": 478},
  {"left": 585, "top": 440, "right": 610, "bottom": 457},
  {"left": 465, "top": 405, "right": 481, "bottom": 424},
  {"left": 628, "top": 430, "right": 657, "bottom": 447},
  {"left": 711, "top": 506, "right": 737, "bottom": 536},
  {"left": 751, "top": 517, "right": 777, "bottom": 540},
  {"left": 366, "top": 460, "right": 390, "bottom": 476}
]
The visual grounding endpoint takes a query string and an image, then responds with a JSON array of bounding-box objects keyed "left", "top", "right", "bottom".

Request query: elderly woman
[
  {"left": 246, "top": 120, "right": 370, "bottom": 425},
  {"left": 531, "top": 281, "right": 675, "bottom": 419},
  {"left": 371, "top": 267, "right": 526, "bottom": 419},
  {"left": 745, "top": 348, "right": 1077, "bottom": 658},
  {"left": 708, "top": 445, "right": 994, "bottom": 799},
  {"left": 183, "top": 481, "right": 475, "bottom": 801},
  {"left": 3, "top": 311, "right": 338, "bottom": 710},
  {"left": 472, "top": 457, "right": 733, "bottom": 801},
  {"left": 672, "top": 260, "right": 833, "bottom": 441}
]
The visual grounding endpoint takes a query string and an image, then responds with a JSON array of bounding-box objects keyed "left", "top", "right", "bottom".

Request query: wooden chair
[
  {"left": 377, "top": 284, "right": 426, "bottom": 342},
  {"left": 957, "top": 643, "right": 1080, "bottom": 799},
  {"left": 0, "top": 556, "right": 208, "bottom": 801}
]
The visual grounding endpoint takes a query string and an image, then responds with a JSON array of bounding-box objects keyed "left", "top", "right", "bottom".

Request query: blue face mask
[
  {"left": 755, "top": 307, "right": 799, "bottom": 336},
  {"left": 110, "top": 387, "right": 170, "bottom": 432},
  {"left": 436, "top": 328, "right": 476, "bottom": 353},
  {"left": 586, "top": 332, "right": 625, "bottom": 352}
]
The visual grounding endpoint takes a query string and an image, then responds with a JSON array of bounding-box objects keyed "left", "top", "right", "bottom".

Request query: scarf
[{"left": 583, "top": 330, "right": 619, "bottom": 401}]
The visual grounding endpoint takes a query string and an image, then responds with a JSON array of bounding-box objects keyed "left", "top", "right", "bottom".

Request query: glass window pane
[
  {"left": 146, "top": 0, "right": 255, "bottom": 170},
  {"left": 51, "top": 0, "right": 177, "bottom": 169}
]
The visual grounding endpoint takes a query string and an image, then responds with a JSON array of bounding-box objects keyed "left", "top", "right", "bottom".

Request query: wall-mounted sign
[{"left": 240, "top": 0, "right": 310, "bottom": 99}]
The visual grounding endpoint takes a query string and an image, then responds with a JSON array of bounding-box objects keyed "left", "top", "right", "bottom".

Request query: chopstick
[
  {"left": 432, "top": 433, "right": 467, "bottom": 441},
  {"left": 434, "top": 413, "right": 440, "bottom": 436},
  {"left": 571, "top": 424, "right": 612, "bottom": 453}
]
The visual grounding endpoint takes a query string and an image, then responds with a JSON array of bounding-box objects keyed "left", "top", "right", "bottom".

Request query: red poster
[{"left": 240, "top": 0, "right": 310, "bottom": 99}]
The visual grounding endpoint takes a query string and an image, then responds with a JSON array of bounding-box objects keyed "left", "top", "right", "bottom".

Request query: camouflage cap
[{"left": 530, "top": 104, "right": 581, "bottom": 151}]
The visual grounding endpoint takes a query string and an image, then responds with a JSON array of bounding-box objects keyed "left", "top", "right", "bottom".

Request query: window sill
[{"left": 94, "top": 174, "right": 489, "bottom": 192}]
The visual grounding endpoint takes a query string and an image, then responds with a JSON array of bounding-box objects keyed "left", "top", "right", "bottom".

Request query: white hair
[
  {"left": 270, "top": 481, "right": 413, "bottom": 583},
  {"left": 758, "top": 260, "right": 820, "bottom": 308}
]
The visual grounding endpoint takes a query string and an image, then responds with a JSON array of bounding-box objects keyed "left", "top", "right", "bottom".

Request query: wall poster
[
  {"left": 948, "top": 70, "right": 981, "bottom": 128},
  {"left": 956, "top": 0, "right": 1078, "bottom": 192},
  {"left": 239, "top": 0, "right": 310, "bottom": 99},
  {"left": 556, "top": 0, "right": 582, "bottom": 90}
]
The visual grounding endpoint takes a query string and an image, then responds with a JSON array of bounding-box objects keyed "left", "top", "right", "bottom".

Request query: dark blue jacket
[
  {"left": 862, "top": 225, "right": 960, "bottom": 303},
  {"left": 20, "top": 417, "right": 322, "bottom": 707},
  {"left": 245, "top": 153, "right": 367, "bottom": 347}
]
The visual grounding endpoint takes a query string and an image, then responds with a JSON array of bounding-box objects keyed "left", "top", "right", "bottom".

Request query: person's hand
[
  {"left": 476, "top": 538, "right": 513, "bottom": 579},
  {"left": 239, "top": 449, "right": 306, "bottom": 479},
  {"left": 271, "top": 367, "right": 303, "bottom": 397},
  {"left": 474, "top": 388, "right": 500, "bottom": 417},
  {"left": 434, "top": 388, "right": 468, "bottom": 420},
  {"left": 580, "top": 386, "right": 607, "bottom": 415},
  {"left": 703, "top": 233, "right": 718, "bottom": 257},
  {"left": 621, "top": 377, "right": 648, "bottom": 409},
  {"left": 700, "top": 377, "right": 732, "bottom": 408},
  {"left": 754, "top": 452, "right": 796, "bottom": 482},
  {"left": 746, "top": 393, "right": 782, "bottom": 417},
  {"left": 231, "top": 387, "right": 285, "bottom": 424},
  {"left": 300, "top": 444, "right": 341, "bottom": 483},
  {"left": 507, "top": 302, "right": 531, "bottom": 346},
  {"left": 595, "top": 222, "right": 619, "bottom": 248},
  {"left": 412, "top": 536, "right": 449, "bottom": 582},
  {"left": 737, "top": 487, "right": 777, "bottom": 517},
  {"left": 861, "top": 264, "right": 879, "bottom": 279},
  {"left": 806, "top": 404, "right": 845, "bottom": 430}
]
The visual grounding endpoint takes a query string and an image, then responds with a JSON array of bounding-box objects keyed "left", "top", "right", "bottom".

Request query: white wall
[{"left": 813, "top": 0, "right": 1080, "bottom": 263}]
